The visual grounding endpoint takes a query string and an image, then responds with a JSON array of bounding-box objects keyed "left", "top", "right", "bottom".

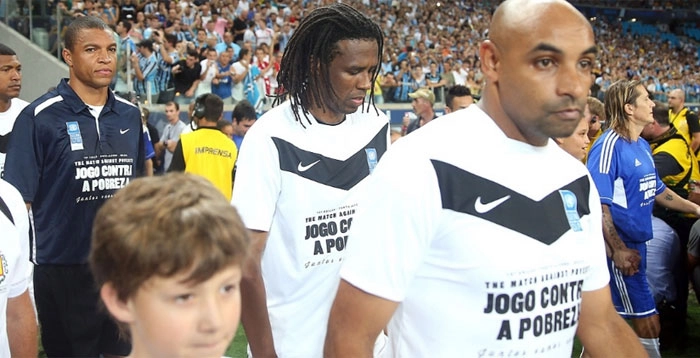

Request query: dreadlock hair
[{"left": 274, "top": 3, "right": 384, "bottom": 127}]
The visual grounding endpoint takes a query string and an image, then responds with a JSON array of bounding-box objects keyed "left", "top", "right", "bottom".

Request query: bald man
[
  {"left": 668, "top": 88, "right": 700, "bottom": 151},
  {"left": 323, "top": 1, "right": 645, "bottom": 357}
]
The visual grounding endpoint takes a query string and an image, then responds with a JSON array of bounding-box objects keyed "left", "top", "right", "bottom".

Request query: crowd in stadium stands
[
  {"left": 572, "top": 1, "right": 698, "bottom": 10},
  {"left": 1, "top": 0, "right": 699, "bottom": 106}
]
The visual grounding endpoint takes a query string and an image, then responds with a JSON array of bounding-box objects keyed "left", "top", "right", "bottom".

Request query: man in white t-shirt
[
  {"left": 0, "top": 43, "right": 29, "bottom": 177},
  {"left": 452, "top": 60, "right": 468, "bottom": 86},
  {"left": 324, "top": 1, "right": 646, "bottom": 357},
  {"left": 0, "top": 179, "right": 36, "bottom": 357},
  {"left": 254, "top": 14, "right": 274, "bottom": 49},
  {"left": 231, "top": 4, "right": 389, "bottom": 358},
  {"left": 231, "top": 47, "right": 254, "bottom": 104}
]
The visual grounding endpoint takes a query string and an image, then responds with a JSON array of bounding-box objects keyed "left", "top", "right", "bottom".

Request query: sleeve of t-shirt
[
  {"left": 687, "top": 111, "right": 700, "bottom": 134},
  {"left": 655, "top": 168, "right": 667, "bottom": 194},
  {"left": 4, "top": 107, "right": 40, "bottom": 203},
  {"left": 586, "top": 135, "right": 616, "bottom": 206},
  {"left": 653, "top": 152, "right": 683, "bottom": 179},
  {"left": 339, "top": 143, "right": 441, "bottom": 302},
  {"left": 230, "top": 120, "right": 281, "bottom": 232}
]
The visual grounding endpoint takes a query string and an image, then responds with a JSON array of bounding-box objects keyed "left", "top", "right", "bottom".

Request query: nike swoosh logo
[
  {"left": 474, "top": 195, "right": 511, "bottom": 214},
  {"left": 297, "top": 160, "right": 320, "bottom": 172},
  {"left": 120, "top": 128, "right": 130, "bottom": 134}
]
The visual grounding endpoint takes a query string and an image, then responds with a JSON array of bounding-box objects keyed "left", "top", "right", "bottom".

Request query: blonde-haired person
[
  {"left": 587, "top": 79, "right": 700, "bottom": 357},
  {"left": 91, "top": 173, "right": 250, "bottom": 358}
]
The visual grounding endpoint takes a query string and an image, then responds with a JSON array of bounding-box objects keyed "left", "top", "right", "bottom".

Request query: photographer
[{"left": 168, "top": 94, "right": 236, "bottom": 201}]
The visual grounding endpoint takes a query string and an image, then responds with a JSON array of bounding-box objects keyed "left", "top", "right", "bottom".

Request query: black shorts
[{"left": 34, "top": 264, "right": 131, "bottom": 357}]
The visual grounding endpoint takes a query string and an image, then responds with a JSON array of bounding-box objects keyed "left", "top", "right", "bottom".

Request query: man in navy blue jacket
[{"left": 4, "top": 16, "right": 144, "bottom": 357}]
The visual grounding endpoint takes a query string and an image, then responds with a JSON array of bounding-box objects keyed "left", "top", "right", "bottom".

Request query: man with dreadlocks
[{"left": 231, "top": 3, "right": 390, "bottom": 358}]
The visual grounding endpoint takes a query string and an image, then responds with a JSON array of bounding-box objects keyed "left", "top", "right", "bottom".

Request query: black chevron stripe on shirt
[
  {"left": 431, "top": 159, "right": 591, "bottom": 245},
  {"left": 272, "top": 123, "right": 388, "bottom": 190}
]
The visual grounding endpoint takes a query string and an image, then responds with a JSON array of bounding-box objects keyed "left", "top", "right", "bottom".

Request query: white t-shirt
[
  {"left": 0, "top": 179, "right": 31, "bottom": 357},
  {"left": 196, "top": 59, "right": 218, "bottom": 97},
  {"left": 231, "top": 61, "right": 247, "bottom": 102},
  {"left": 453, "top": 68, "right": 468, "bottom": 86},
  {"left": 340, "top": 105, "right": 610, "bottom": 357},
  {"left": 232, "top": 101, "right": 390, "bottom": 357},
  {"left": 255, "top": 28, "right": 273, "bottom": 48},
  {"left": 243, "top": 29, "right": 256, "bottom": 47},
  {"left": 0, "top": 98, "right": 29, "bottom": 176}
]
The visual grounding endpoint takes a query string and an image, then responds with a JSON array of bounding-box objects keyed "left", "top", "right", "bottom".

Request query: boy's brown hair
[{"left": 90, "top": 173, "right": 250, "bottom": 303}]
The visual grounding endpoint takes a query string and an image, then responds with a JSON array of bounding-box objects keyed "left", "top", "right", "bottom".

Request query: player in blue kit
[
  {"left": 4, "top": 16, "right": 143, "bottom": 357},
  {"left": 587, "top": 79, "right": 700, "bottom": 357}
]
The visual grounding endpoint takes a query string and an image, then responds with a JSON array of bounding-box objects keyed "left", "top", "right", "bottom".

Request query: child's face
[{"left": 127, "top": 265, "right": 242, "bottom": 358}]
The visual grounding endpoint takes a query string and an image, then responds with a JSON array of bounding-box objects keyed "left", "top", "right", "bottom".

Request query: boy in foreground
[{"left": 89, "top": 173, "right": 250, "bottom": 358}]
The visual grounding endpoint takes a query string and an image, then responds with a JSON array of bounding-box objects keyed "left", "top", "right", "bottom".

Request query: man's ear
[
  {"left": 479, "top": 40, "right": 500, "bottom": 83},
  {"left": 63, "top": 48, "right": 73, "bottom": 67},
  {"left": 100, "top": 282, "right": 136, "bottom": 325},
  {"left": 624, "top": 103, "right": 634, "bottom": 116}
]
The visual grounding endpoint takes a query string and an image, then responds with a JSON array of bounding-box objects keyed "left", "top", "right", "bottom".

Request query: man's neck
[
  {"left": 198, "top": 121, "right": 217, "bottom": 128},
  {"left": 420, "top": 108, "right": 435, "bottom": 121},
  {"left": 0, "top": 98, "right": 11, "bottom": 113},
  {"left": 671, "top": 106, "right": 684, "bottom": 115},
  {"left": 68, "top": 80, "right": 108, "bottom": 106}
]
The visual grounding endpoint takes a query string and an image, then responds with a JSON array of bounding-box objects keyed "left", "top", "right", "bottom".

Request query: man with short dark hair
[
  {"left": 154, "top": 32, "right": 180, "bottom": 102},
  {"left": 4, "top": 16, "right": 143, "bottom": 357},
  {"left": 171, "top": 49, "right": 201, "bottom": 105},
  {"left": 131, "top": 39, "right": 158, "bottom": 102},
  {"left": 0, "top": 43, "right": 28, "bottom": 177},
  {"left": 0, "top": 44, "right": 35, "bottom": 357},
  {"left": 156, "top": 101, "right": 186, "bottom": 172},
  {"left": 169, "top": 93, "right": 236, "bottom": 200},
  {"left": 114, "top": 20, "right": 136, "bottom": 93},
  {"left": 444, "top": 85, "right": 473, "bottom": 113},
  {"left": 231, "top": 99, "right": 256, "bottom": 150}
]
